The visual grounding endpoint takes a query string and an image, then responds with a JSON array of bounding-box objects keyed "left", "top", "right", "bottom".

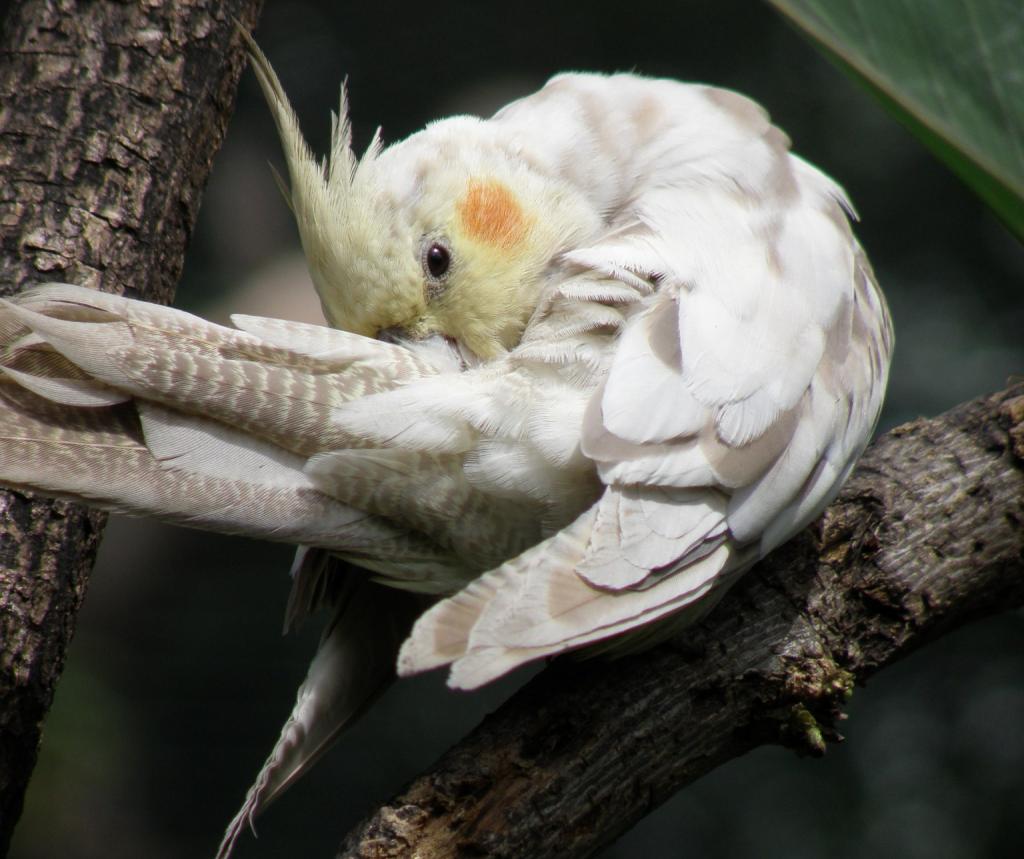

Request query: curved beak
[{"left": 375, "top": 326, "right": 409, "bottom": 345}]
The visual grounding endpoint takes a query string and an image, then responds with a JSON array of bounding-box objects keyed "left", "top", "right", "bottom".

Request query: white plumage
[{"left": 0, "top": 39, "right": 892, "bottom": 857}]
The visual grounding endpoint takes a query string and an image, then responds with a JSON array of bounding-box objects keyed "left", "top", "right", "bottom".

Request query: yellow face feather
[{"left": 421, "top": 177, "right": 545, "bottom": 358}]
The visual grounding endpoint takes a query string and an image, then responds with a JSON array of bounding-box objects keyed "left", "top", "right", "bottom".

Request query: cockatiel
[{"left": 0, "top": 36, "right": 892, "bottom": 858}]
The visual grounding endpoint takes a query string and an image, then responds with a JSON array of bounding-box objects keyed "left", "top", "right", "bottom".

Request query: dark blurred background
[{"left": 8, "top": 1, "right": 1024, "bottom": 857}]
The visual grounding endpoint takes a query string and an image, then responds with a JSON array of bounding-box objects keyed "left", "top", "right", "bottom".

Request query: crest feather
[{"left": 242, "top": 32, "right": 378, "bottom": 332}]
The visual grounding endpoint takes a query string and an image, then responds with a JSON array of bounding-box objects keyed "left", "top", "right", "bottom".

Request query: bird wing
[
  {"left": 0, "top": 283, "right": 467, "bottom": 582},
  {"left": 398, "top": 81, "right": 894, "bottom": 688}
]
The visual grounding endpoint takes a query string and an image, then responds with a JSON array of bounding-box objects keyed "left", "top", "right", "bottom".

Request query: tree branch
[
  {"left": 0, "top": 0, "right": 262, "bottom": 848},
  {"left": 337, "top": 383, "right": 1024, "bottom": 859}
]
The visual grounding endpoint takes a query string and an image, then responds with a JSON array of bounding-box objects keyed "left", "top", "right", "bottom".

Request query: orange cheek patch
[{"left": 456, "top": 179, "right": 531, "bottom": 251}]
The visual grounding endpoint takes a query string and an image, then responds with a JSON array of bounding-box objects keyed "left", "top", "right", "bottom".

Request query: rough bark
[
  {"left": 337, "top": 383, "right": 1024, "bottom": 859},
  {"left": 0, "top": 0, "right": 262, "bottom": 850}
]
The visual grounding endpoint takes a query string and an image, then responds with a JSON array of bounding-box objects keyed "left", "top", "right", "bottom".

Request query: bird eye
[{"left": 422, "top": 239, "right": 452, "bottom": 283}]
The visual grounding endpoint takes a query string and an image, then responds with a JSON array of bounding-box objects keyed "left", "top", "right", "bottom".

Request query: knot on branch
[
  {"left": 742, "top": 607, "right": 856, "bottom": 759},
  {"left": 345, "top": 803, "right": 431, "bottom": 858},
  {"left": 776, "top": 652, "right": 855, "bottom": 756}
]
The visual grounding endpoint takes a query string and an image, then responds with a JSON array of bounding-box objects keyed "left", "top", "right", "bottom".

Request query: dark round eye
[{"left": 424, "top": 241, "right": 451, "bottom": 281}]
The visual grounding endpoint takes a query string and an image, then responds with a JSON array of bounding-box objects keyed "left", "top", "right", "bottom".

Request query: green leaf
[{"left": 769, "top": 0, "right": 1024, "bottom": 241}]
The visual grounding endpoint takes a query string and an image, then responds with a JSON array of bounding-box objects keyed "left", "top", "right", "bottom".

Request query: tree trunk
[
  {"left": 337, "top": 383, "right": 1024, "bottom": 859},
  {"left": 0, "top": 0, "right": 262, "bottom": 850}
]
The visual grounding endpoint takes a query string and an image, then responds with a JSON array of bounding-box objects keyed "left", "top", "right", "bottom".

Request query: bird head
[{"left": 248, "top": 43, "right": 599, "bottom": 359}]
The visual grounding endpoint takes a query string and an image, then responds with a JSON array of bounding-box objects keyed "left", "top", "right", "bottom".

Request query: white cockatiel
[{"left": 0, "top": 37, "right": 892, "bottom": 857}]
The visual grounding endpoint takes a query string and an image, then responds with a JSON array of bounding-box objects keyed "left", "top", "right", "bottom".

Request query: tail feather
[
  {"left": 2, "top": 362, "right": 127, "bottom": 407},
  {"left": 216, "top": 569, "right": 421, "bottom": 859},
  {"left": 2, "top": 285, "right": 436, "bottom": 457},
  {"left": 0, "top": 381, "right": 423, "bottom": 553}
]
